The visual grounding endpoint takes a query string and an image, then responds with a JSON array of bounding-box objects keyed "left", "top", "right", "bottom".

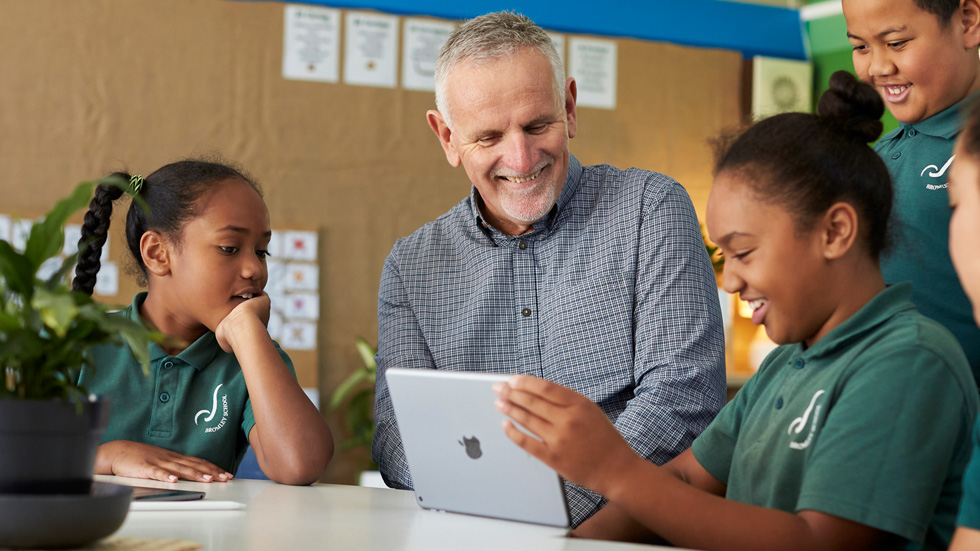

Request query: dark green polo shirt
[
  {"left": 78, "top": 292, "right": 296, "bottom": 473},
  {"left": 692, "top": 284, "right": 978, "bottom": 550},
  {"left": 958, "top": 416, "right": 980, "bottom": 530},
  {"left": 874, "top": 96, "right": 980, "bottom": 380}
]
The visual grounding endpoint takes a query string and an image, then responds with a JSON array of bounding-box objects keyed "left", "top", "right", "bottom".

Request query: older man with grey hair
[{"left": 372, "top": 11, "right": 726, "bottom": 525}]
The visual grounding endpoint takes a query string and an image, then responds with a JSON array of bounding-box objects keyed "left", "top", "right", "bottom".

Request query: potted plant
[
  {"left": 0, "top": 176, "right": 159, "bottom": 496},
  {"left": 330, "top": 337, "right": 380, "bottom": 485}
]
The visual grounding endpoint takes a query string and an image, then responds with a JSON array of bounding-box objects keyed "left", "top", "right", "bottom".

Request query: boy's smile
[{"left": 844, "top": 0, "right": 980, "bottom": 124}]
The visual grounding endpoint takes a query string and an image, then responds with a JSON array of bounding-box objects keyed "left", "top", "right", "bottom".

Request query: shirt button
[
  {"left": 775, "top": 397, "right": 784, "bottom": 409},
  {"left": 519, "top": 241, "right": 527, "bottom": 250},
  {"left": 908, "top": 129, "right": 917, "bottom": 137},
  {"left": 163, "top": 361, "right": 174, "bottom": 369},
  {"left": 794, "top": 358, "right": 805, "bottom": 369},
  {"left": 891, "top": 152, "right": 901, "bottom": 159},
  {"left": 521, "top": 308, "right": 532, "bottom": 317},
  {"left": 159, "top": 392, "right": 171, "bottom": 403}
]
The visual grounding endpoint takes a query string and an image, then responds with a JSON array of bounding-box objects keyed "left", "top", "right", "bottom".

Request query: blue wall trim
[{"left": 240, "top": 1, "right": 807, "bottom": 60}]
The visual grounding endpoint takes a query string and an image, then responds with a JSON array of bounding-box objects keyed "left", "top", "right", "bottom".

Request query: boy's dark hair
[
  {"left": 72, "top": 158, "right": 261, "bottom": 295},
  {"left": 913, "top": 0, "right": 959, "bottom": 26},
  {"left": 714, "top": 70, "right": 893, "bottom": 260}
]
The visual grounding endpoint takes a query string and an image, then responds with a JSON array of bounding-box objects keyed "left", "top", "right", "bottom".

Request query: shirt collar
[
  {"left": 468, "top": 155, "right": 583, "bottom": 240},
  {"left": 127, "top": 292, "right": 220, "bottom": 371},
  {"left": 794, "top": 282, "right": 916, "bottom": 361},
  {"left": 899, "top": 92, "right": 980, "bottom": 140}
]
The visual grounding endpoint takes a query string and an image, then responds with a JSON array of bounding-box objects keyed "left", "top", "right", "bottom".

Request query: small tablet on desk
[{"left": 132, "top": 487, "right": 206, "bottom": 501}]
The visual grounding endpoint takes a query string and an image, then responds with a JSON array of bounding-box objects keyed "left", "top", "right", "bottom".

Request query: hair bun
[{"left": 817, "top": 70, "right": 884, "bottom": 143}]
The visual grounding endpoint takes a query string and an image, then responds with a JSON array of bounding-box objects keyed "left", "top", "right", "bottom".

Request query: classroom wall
[{"left": 0, "top": 0, "right": 743, "bottom": 483}]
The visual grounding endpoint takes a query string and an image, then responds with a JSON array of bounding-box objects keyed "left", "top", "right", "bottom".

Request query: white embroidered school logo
[
  {"left": 921, "top": 155, "right": 953, "bottom": 190},
  {"left": 787, "top": 390, "right": 825, "bottom": 450},
  {"left": 195, "top": 384, "right": 229, "bottom": 434}
]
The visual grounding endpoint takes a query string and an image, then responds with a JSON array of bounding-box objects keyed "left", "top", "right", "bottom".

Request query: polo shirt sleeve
[
  {"left": 691, "top": 368, "right": 759, "bottom": 485},
  {"left": 796, "top": 346, "right": 974, "bottom": 544},
  {"left": 958, "top": 417, "right": 980, "bottom": 530},
  {"left": 241, "top": 342, "right": 297, "bottom": 441}
]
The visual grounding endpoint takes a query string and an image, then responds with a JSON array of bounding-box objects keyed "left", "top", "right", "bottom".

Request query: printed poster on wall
[
  {"left": 282, "top": 5, "right": 341, "bottom": 83},
  {"left": 402, "top": 18, "right": 455, "bottom": 91},
  {"left": 569, "top": 37, "right": 617, "bottom": 109},
  {"left": 344, "top": 11, "right": 399, "bottom": 88},
  {"left": 548, "top": 33, "right": 566, "bottom": 76}
]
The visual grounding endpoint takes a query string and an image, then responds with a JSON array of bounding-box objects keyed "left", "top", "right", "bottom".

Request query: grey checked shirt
[{"left": 373, "top": 156, "right": 726, "bottom": 525}]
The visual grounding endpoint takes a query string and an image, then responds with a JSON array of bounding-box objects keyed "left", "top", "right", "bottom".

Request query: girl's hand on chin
[{"left": 216, "top": 293, "right": 271, "bottom": 353}]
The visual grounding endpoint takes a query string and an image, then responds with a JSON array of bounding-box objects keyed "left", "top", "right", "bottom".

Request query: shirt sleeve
[
  {"left": 372, "top": 247, "right": 432, "bottom": 489},
  {"left": 958, "top": 417, "right": 980, "bottom": 530},
  {"left": 618, "top": 178, "right": 728, "bottom": 463},
  {"left": 797, "top": 346, "right": 975, "bottom": 545}
]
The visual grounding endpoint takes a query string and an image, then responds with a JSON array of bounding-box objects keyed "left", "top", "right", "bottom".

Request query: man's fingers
[
  {"left": 495, "top": 395, "right": 551, "bottom": 439},
  {"left": 507, "top": 375, "right": 578, "bottom": 406},
  {"left": 502, "top": 420, "right": 548, "bottom": 461}
]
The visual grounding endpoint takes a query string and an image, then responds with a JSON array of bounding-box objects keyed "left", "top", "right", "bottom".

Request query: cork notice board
[{"left": 0, "top": 0, "right": 742, "bottom": 483}]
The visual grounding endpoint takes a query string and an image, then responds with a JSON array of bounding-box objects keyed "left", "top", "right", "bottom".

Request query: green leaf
[
  {"left": 0, "top": 310, "right": 19, "bottom": 332},
  {"left": 330, "top": 368, "right": 374, "bottom": 410},
  {"left": 354, "top": 338, "right": 377, "bottom": 371},
  {"left": 32, "top": 287, "right": 78, "bottom": 338},
  {"left": 0, "top": 240, "right": 35, "bottom": 295},
  {"left": 45, "top": 252, "right": 79, "bottom": 289},
  {"left": 24, "top": 182, "right": 94, "bottom": 270}
]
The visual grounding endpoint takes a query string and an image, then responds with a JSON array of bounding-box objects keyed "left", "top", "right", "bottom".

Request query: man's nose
[{"left": 503, "top": 133, "right": 535, "bottom": 174}]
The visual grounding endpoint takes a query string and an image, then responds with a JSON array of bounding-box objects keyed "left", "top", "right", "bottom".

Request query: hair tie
[{"left": 129, "top": 174, "right": 144, "bottom": 195}]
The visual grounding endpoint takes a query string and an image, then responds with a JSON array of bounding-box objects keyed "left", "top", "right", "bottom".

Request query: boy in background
[{"left": 844, "top": 0, "right": 980, "bottom": 379}]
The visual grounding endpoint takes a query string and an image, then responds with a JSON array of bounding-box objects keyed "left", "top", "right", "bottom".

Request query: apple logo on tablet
[{"left": 458, "top": 436, "right": 482, "bottom": 459}]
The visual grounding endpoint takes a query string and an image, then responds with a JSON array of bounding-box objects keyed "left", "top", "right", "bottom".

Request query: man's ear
[
  {"left": 564, "top": 77, "right": 579, "bottom": 139},
  {"left": 820, "top": 202, "right": 859, "bottom": 260},
  {"left": 426, "top": 110, "right": 461, "bottom": 168},
  {"left": 961, "top": 0, "right": 980, "bottom": 49},
  {"left": 140, "top": 231, "right": 172, "bottom": 277}
]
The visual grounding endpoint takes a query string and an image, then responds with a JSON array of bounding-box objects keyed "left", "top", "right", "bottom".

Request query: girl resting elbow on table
[
  {"left": 947, "top": 100, "right": 980, "bottom": 551},
  {"left": 494, "top": 72, "right": 979, "bottom": 551},
  {"left": 72, "top": 159, "right": 333, "bottom": 486}
]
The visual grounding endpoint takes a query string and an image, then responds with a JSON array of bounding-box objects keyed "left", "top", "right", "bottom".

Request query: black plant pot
[{"left": 0, "top": 398, "right": 109, "bottom": 494}]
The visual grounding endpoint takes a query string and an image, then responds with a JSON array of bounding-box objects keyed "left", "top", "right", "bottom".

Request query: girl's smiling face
[
  {"left": 156, "top": 177, "right": 271, "bottom": 338},
  {"left": 948, "top": 143, "right": 980, "bottom": 327},
  {"left": 706, "top": 171, "right": 839, "bottom": 347}
]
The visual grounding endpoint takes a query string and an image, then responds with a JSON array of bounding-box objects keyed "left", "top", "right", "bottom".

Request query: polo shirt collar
[
  {"left": 897, "top": 92, "right": 980, "bottom": 140},
  {"left": 128, "top": 292, "right": 220, "bottom": 371},
  {"left": 794, "top": 282, "right": 916, "bottom": 361},
  {"left": 469, "top": 155, "right": 583, "bottom": 240}
]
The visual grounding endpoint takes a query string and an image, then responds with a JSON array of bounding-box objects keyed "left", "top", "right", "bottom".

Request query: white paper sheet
[
  {"left": 344, "top": 11, "right": 399, "bottom": 88},
  {"left": 281, "top": 231, "right": 317, "bottom": 261},
  {"left": 569, "top": 37, "right": 617, "bottom": 109},
  {"left": 283, "top": 292, "right": 319, "bottom": 320},
  {"left": 282, "top": 5, "right": 341, "bottom": 83},
  {"left": 0, "top": 214, "right": 12, "bottom": 244},
  {"left": 402, "top": 18, "right": 454, "bottom": 91},
  {"left": 284, "top": 263, "right": 318, "bottom": 291},
  {"left": 93, "top": 261, "right": 119, "bottom": 297},
  {"left": 548, "top": 33, "right": 566, "bottom": 77},
  {"left": 281, "top": 321, "right": 317, "bottom": 350}
]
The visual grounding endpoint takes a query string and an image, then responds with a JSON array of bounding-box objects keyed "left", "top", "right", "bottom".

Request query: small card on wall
[
  {"left": 284, "top": 292, "right": 319, "bottom": 320},
  {"left": 281, "top": 321, "right": 317, "bottom": 350},
  {"left": 281, "top": 231, "right": 317, "bottom": 261},
  {"left": 344, "top": 11, "right": 399, "bottom": 88},
  {"left": 402, "top": 18, "right": 454, "bottom": 91},
  {"left": 569, "top": 37, "right": 617, "bottom": 109},
  {"left": 266, "top": 259, "right": 288, "bottom": 296},
  {"left": 63, "top": 224, "right": 109, "bottom": 261},
  {"left": 12, "top": 219, "right": 33, "bottom": 252},
  {"left": 548, "top": 33, "right": 566, "bottom": 76},
  {"left": 0, "top": 215, "right": 11, "bottom": 243},
  {"left": 267, "top": 311, "right": 284, "bottom": 341},
  {"left": 285, "top": 263, "right": 318, "bottom": 291},
  {"left": 282, "top": 5, "right": 341, "bottom": 83},
  {"left": 93, "top": 262, "right": 119, "bottom": 297}
]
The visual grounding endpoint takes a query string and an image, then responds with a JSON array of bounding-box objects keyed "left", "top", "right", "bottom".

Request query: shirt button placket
[{"left": 513, "top": 237, "right": 540, "bottom": 375}]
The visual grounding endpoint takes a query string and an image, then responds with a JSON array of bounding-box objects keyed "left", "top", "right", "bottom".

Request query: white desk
[{"left": 98, "top": 475, "right": 674, "bottom": 550}]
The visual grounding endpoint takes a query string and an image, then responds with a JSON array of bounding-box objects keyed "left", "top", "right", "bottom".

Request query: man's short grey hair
[{"left": 434, "top": 11, "right": 566, "bottom": 130}]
